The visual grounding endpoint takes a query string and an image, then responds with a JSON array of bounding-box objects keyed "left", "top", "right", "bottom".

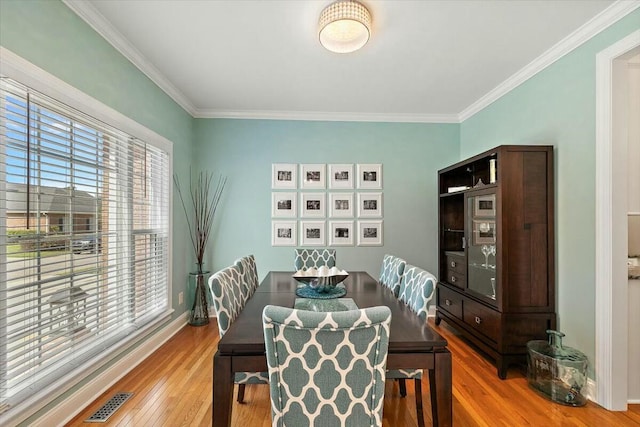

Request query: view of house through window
[{"left": 0, "top": 78, "right": 170, "bottom": 417}]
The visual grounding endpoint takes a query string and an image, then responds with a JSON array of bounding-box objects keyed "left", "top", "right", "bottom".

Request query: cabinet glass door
[{"left": 467, "top": 193, "right": 497, "bottom": 301}]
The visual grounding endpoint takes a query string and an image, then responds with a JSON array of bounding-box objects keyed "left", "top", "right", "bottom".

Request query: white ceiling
[{"left": 65, "top": 0, "right": 631, "bottom": 122}]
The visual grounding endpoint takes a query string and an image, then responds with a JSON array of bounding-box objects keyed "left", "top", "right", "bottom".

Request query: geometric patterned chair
[
  {"left": 234, "top": 254, "right": 260, "bottom": 304},
  {"left": 397, "top": 265, "right": 436, "bottom": 319},
  {"left": 378, "top": 254, "right": 407, "bottom": 297},
  {"left": 293, "top": 248, "right": 336, "bottom": 271},
  {"left": 208, "top": 264, "right": 269, "bottom": 403},
  {"left": 262, "top": 305, "right": 391, "bottom": 427},
  {"left": 386, "top": 264, "right": 437, "bottom": 427}
]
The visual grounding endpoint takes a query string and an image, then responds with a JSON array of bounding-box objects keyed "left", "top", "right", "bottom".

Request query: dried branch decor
[{"left": 174, "top": 171, "right": 227, "bottom": 274}]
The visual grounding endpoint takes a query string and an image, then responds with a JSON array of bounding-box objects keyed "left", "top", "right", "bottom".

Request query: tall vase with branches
[{"left": 174, "top": 171, "right": 226, "bottom": 326}]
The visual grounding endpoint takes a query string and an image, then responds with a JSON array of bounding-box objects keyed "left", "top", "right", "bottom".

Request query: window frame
[{"left": 0, "top": 47, "right": 174, "bottom": 425}]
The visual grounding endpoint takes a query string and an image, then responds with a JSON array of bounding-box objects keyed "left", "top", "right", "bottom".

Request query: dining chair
[
  {"left": 209, "top": 264, "right": 269, "bottom": 403},
  {"left": 262, "top": 305, "right": 391, "bottom": 427},
  {"left": 386, "top": 264, "right": 437, "bottom": 427},
  {"left": 293, "top": 248, "right": 336, "bottom": 271},
  {"left": 379, "top": 254, "right": 407, "bottom": 297},
  {"left": 234, "top": 254, "right": 259, "bottom": 304}
]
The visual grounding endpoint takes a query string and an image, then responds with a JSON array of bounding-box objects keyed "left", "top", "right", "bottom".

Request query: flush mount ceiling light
[{"left": 318, "top": 0, "right": 372, "bottom": 54}]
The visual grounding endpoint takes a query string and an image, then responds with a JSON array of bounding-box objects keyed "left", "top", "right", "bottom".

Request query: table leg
[
  {"left": 213, "top": 351, "right": 233, "bottom": 427},
  {"left": 429, "top": 349, "right": 452, "bottom": 427}
]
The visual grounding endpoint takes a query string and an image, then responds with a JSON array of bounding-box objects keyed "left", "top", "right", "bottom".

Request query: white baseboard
[
  {"left": 584, "top": 378, "right": 597, "bottom": 403},
  {"left": 31, "top": 312, "right": 188, "bottom": 427},
  {"left": 582, "top": 362, "right": 639, "bottom": 407}
]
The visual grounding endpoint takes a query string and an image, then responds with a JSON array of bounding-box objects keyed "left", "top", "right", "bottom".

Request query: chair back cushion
[
  {"left": 294, "top": 249, "right": 336, "bottom": 271},
  {"left": 208, "top": 264, "right": 244, "bottom": 337},
  {"left": 386, "top": 264, "right": 436, "bottom": 381},
  {"left": 263, "top": 305, "right": 391, "bottom": 427},
  {"left": 378, "top": 254, "right": 406, "bottom": 297},
  {"left": 234, "top": 254, "right": 259, "bottom": 303},
  {"left": 398, "top": 264, "right": 436, "bottom": 321}
]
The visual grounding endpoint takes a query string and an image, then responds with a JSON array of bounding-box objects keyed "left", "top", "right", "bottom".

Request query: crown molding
[
  {"left": 64, "top": 0, "right": 638, "bottom": 124},
  {"left": 64, "top": 0, "right": 454, "bottom": 124},
  {"left": 194, "top": 109, "right": 460, "bottom": 123},
  {"left": 62, "top": 0, "right": 197, "bottom": 116},
  {"left": 459, "top": 0, "right": 640, "bottom": 122}
]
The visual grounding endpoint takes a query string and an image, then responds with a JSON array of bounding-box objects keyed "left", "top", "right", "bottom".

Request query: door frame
[{"left": 595, "top": 29, "right": 640, "bottom": 411}]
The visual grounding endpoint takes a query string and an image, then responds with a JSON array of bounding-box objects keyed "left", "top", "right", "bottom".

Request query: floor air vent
[{"left": 85, "top": 392, "right": 133, "bottom": 423}]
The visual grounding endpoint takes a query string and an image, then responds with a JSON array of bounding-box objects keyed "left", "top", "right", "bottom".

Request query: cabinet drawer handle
[
  {"left": 445, "top": 299, "right": 452, "bottom": 306},
  {"left": 475, "top": 316, "right": 482, "bottom": 324},
  {"left": 450, "top": 261, "right": 456, "bottom": 268},
  {"left": 450, "top": 276, "right": 456, "bottom": 283}
]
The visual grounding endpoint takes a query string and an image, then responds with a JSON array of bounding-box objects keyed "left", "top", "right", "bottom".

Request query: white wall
[
  {"left": 628, "top": 54, "right": 640, "bottom": 214},
  {"left": 628, "top": 52, "right": 640, "bottom": 403}
]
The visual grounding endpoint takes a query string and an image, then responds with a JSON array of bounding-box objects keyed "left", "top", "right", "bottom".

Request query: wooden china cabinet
[{"left": 435, "top": 145, "right": 556, "bottom": 379}]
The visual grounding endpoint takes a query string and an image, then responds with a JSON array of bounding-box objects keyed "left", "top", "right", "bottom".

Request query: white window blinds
[{"left": 0, "top": 78, "right": 170, "bottom": 418}]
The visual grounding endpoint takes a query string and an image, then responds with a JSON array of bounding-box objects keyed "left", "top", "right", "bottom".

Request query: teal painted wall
[
  {"left": 1, "top": 1, "right": 194, "bottom": 423},
  {"left": 460, "top": 9, "right": 640, "bottom": 374},
  {"left": 0, "top": 0, "right": 194, "bottom": 317},
  {"left": 2, "top": 0, "right": 638, "bottom": 421},
  {"left": 193, "top": 119, "right": 459, "bottom": 279}
]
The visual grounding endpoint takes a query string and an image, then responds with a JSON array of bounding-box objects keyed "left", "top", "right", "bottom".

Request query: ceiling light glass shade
[{"left": 319, "top": 1, "right": 371, "bottom": 54}]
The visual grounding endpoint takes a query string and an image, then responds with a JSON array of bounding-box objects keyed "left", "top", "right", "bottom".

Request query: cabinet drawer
[
  {"left": 445, "top": 269, "right": 466, "bottom": 288},
  {"left": 438, "top": 286, "right": 463, "bottom": 319},
  {"left": 446, "top": 254, "right": 466, "bottom": 275},
  {"left": 463, "top": 300, "right": 500, "bottom": 342}
]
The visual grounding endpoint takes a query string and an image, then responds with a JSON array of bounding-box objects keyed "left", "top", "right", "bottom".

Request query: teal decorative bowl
[{"left": 292, "top": 271, "right": 349, "bottom": 293}]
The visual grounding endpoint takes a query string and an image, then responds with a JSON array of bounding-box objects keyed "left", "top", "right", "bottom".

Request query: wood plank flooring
[{"left": 66, "top": 318, "right": 640, "bottom": 426}]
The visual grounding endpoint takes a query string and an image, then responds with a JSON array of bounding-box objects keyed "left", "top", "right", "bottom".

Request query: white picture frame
[
  {"left": 329, "top": 221, "right": 354, "bottom": 246},
  {"left": 300, "top": 192, "right": 326, "bottom": 218},
  {"left": 300, "top": 164, "right": 326, "bottom": 189},
  {"left": 357, "top": 163, "right": 383, "bottom": 189},
  {"left": 300, "top": 220, "right": 326, "bottom": 246},
  {"left": 329, "top": 192, "right": 354, "bottom": 218},
  {"left": 357, "top": 220, "right": 383, "bottom": 246},
  {"left": 272, "top": 220, "right": 297, "bottom": 246},
  {"left": 272, "top": 163, "right": 297, "bottom": 189},
  {"left": 357, "top": 192, "right": 382, "bottom": 218},
  {"left": 328, "top": 164, "right": 354, "bottom": 189},
  {"left": 271, "top": 192, "right": 297, "bottom": 218}
]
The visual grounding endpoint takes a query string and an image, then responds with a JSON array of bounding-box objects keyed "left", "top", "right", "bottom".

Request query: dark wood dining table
[{"left": 212, "top": 271, "right": 452, "bottom": 427}]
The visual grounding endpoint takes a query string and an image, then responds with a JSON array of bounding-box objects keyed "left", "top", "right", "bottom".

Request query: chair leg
[
  {"left": 398, "top": 378, "right": 407, "bottom": 397},
  {"left": 415, "top": 378, "right": 425, "bottom": 427},
  {"left": 237, "top": 384, "right": 246, "bottom": 403}
]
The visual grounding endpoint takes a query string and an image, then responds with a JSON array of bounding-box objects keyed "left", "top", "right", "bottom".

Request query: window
[{"left": 0, "top": 78, "right": 171, "bottom": 419}]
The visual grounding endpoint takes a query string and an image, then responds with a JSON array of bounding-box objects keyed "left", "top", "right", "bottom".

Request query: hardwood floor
[{"left": 67, "top": 318, "right": 640, "bottom": 426}]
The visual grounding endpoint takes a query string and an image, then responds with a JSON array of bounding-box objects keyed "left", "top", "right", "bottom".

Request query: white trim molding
[
  {"left": 0, "top": 46, "right": 180, "bottom": 425},
  {"left": 62, "top": 0, "right": 457, "bottom": 124},
  {"left": 194, "top": 108, "right": 460, "bottom": 123},
  {"left": 0, "top": 47, "right": 174, "bottom": 154},
  {"left": 460, "top": 1, "right": 640, "bottom": 122},
  {"left": 62, "top": 0, "right": 197, "bottom": 116},
  {"left": 595, "top": 29, "right": 640, "bottom": 411},
  {"left": 584, "top": 378, "right": 598, "bottom": 404},
  {"left": 64, "top": 0, "right": 639, "bottom": 124}
]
